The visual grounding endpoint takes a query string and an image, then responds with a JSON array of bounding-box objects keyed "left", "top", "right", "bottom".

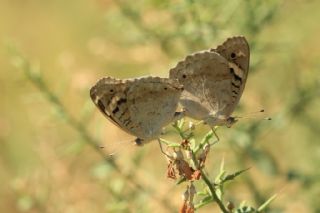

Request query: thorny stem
[
  {"left": 190, "top": 151, "right": 229, "bottom": 213},
  {"left": 11, "top": 53, "right": 176, "bottom": 213},
  {"left": 200, "top": 170, "right": 229, "bottom": 213}
]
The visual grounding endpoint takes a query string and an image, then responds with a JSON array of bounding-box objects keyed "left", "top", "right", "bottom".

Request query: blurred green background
[{"left": 1, "top": 0, "right": 320, "bottom": 212}]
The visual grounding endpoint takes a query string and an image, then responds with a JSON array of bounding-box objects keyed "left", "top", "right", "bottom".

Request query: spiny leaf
[
  {"left": 196, "top": 190, "right": 208, "bottom": 196},
  {"left": 167, "top": 143, "right": 182, "bottom": 148},
  {"left": 221, "top": 168, "right": 251, "bottom": 184},
  {"left": 177, "top": 118, "right": 185, "bottom": 129},
  {"left": 194, "top": 130, "right": 214, "bottom": 153},
  {"left": 159, "top": 138, "right": 180, "bottom": 147},
  {"left": 257, "top": 192, "right": 278, "bottom": 212},
  {"left": 195, "top": 195, "right": 213, "bottom": 209},
  {"left": 189, "top": 138, "right": 196, "bottom": 150},
  {"left": 235, "top": 206, "right": 256, "bottom": 213},
  {"left": 175, "top": 177, "right": 187, "bottom": 185},
  {"left": 215, "top": 156, "right": 226, "bottom": 183},
  {"left": 215, "top": 187, "right": 223, "bottom": 200}
]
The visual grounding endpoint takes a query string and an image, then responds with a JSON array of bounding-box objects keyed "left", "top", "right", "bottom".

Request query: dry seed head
[{"left": 182, "top": 186, "right": 190, "bottom": 201}]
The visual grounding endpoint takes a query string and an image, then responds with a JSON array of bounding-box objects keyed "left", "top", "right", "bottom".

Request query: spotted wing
[
  {"left": 126, "top": 77, "right": 183, "bottom": 141},
  {"left": 210, "top": 36, "right": 250, "bottom": 115},
  {"left": 170, "top": 51, "right": 244, "bottom": 120},
  {"left": 90, "top": 76, "right": 183, "bottom": 142},
  {"left": 90, "top": 77, "right": 132, "bottom": 133},
  {"left": 212, "top": 36, "right": 250, "bottom": 72}
]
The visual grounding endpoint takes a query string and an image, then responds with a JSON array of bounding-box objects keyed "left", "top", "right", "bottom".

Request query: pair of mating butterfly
[{"left": 90, "top": 36, "right": 249, "bottom": 145}]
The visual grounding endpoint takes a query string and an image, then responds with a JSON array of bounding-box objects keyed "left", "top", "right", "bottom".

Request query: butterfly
[
  {"left": 169, "top": 36, "right": 250, "bottom": 127},
  {"left": 90, "top": 76, "right": 184, "bottom": 145}
]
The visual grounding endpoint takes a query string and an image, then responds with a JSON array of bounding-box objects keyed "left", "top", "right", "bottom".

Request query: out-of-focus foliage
[{"left": 1, "top": 0, "right": 320, "bottom": 212}]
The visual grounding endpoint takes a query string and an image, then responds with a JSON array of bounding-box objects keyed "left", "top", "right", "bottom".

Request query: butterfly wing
[
  {"left": 211, "top": 36, "right": 250, "bottom": 116},
  {"left": 90, "top": 77, "right": 132, "bottom": 132},
  {"left": 170, "top": 51, "right": 237, "bottom": 120},
  {"left": 170, "top": 36, "right": 250, "bottom": 125},
  {"left": 127, "top": 77, "right": 183, "bottom": 141},
  {"left": 90, "top": 76, "right": 183, "bottom": 143},
  {"left": 212, "top": 36, "right": 250, "bottom": 72}
]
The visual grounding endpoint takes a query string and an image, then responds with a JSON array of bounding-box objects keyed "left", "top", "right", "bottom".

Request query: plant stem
[
  {"left": 200, "top": 170, "right": 229, "bottom": 213},
  {"left": 190, "top": 149, "right": 228, "bottom": 213}
]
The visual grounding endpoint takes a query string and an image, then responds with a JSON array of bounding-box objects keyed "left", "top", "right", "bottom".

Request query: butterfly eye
[
  {"left": 164, "top": 87, "right": 168, "bottom": 90},
  {"left": 109, "top": 89, "right": 114, "bottom": 93},
  {"left": 182, "top": 74, "right": 187, "bottom": 79},
  {"left": 230, "top": 52, "right": 236, "bottom": 59}
]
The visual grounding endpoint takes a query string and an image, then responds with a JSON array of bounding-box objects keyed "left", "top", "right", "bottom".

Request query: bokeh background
[{"left": 1, "top": 0, "right": 320, "bottom": 212}]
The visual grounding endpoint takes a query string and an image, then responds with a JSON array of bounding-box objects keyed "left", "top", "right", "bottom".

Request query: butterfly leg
[
  {"left": 211, "top": 127, "right": 220, "bottom": 142},
  {"left": 158, "top": 139, "right": 171, "bottom": 158}
]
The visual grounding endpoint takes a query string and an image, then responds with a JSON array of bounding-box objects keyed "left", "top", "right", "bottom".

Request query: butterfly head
[
  {"left": 134, "top": 138, "right": 144, "bottom": 146},
  {"left": 134, "top": 137, "right": 156, "bottom": 146},
  {"left": 204, "top": 115, "right": 238, "bottom": 128},
  {"left": 225, "top": 117, "right": 238, "bottom": 128}
]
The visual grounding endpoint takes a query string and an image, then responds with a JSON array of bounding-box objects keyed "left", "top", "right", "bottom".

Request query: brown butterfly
[
  {"left": 90, "top": 76, "right": 184, "bottom": 145},
  {"left": 169, "top": 36, "right": 250, "bottom": 127}
]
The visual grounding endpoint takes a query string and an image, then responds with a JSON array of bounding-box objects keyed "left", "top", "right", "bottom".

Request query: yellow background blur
[{"left": 1, "top": 0, "right": 320, "bottom": 212}]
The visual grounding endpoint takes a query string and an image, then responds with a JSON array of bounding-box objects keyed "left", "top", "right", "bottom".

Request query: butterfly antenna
[
  {"left": 240, "top": 109, "right": 265, "bottom": 116},
  {"left": 100, "top": 138, "right": 134, "bottom": 156},
  {"left": 234, "top": 109, "right": 271, "bottom": 120}
]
